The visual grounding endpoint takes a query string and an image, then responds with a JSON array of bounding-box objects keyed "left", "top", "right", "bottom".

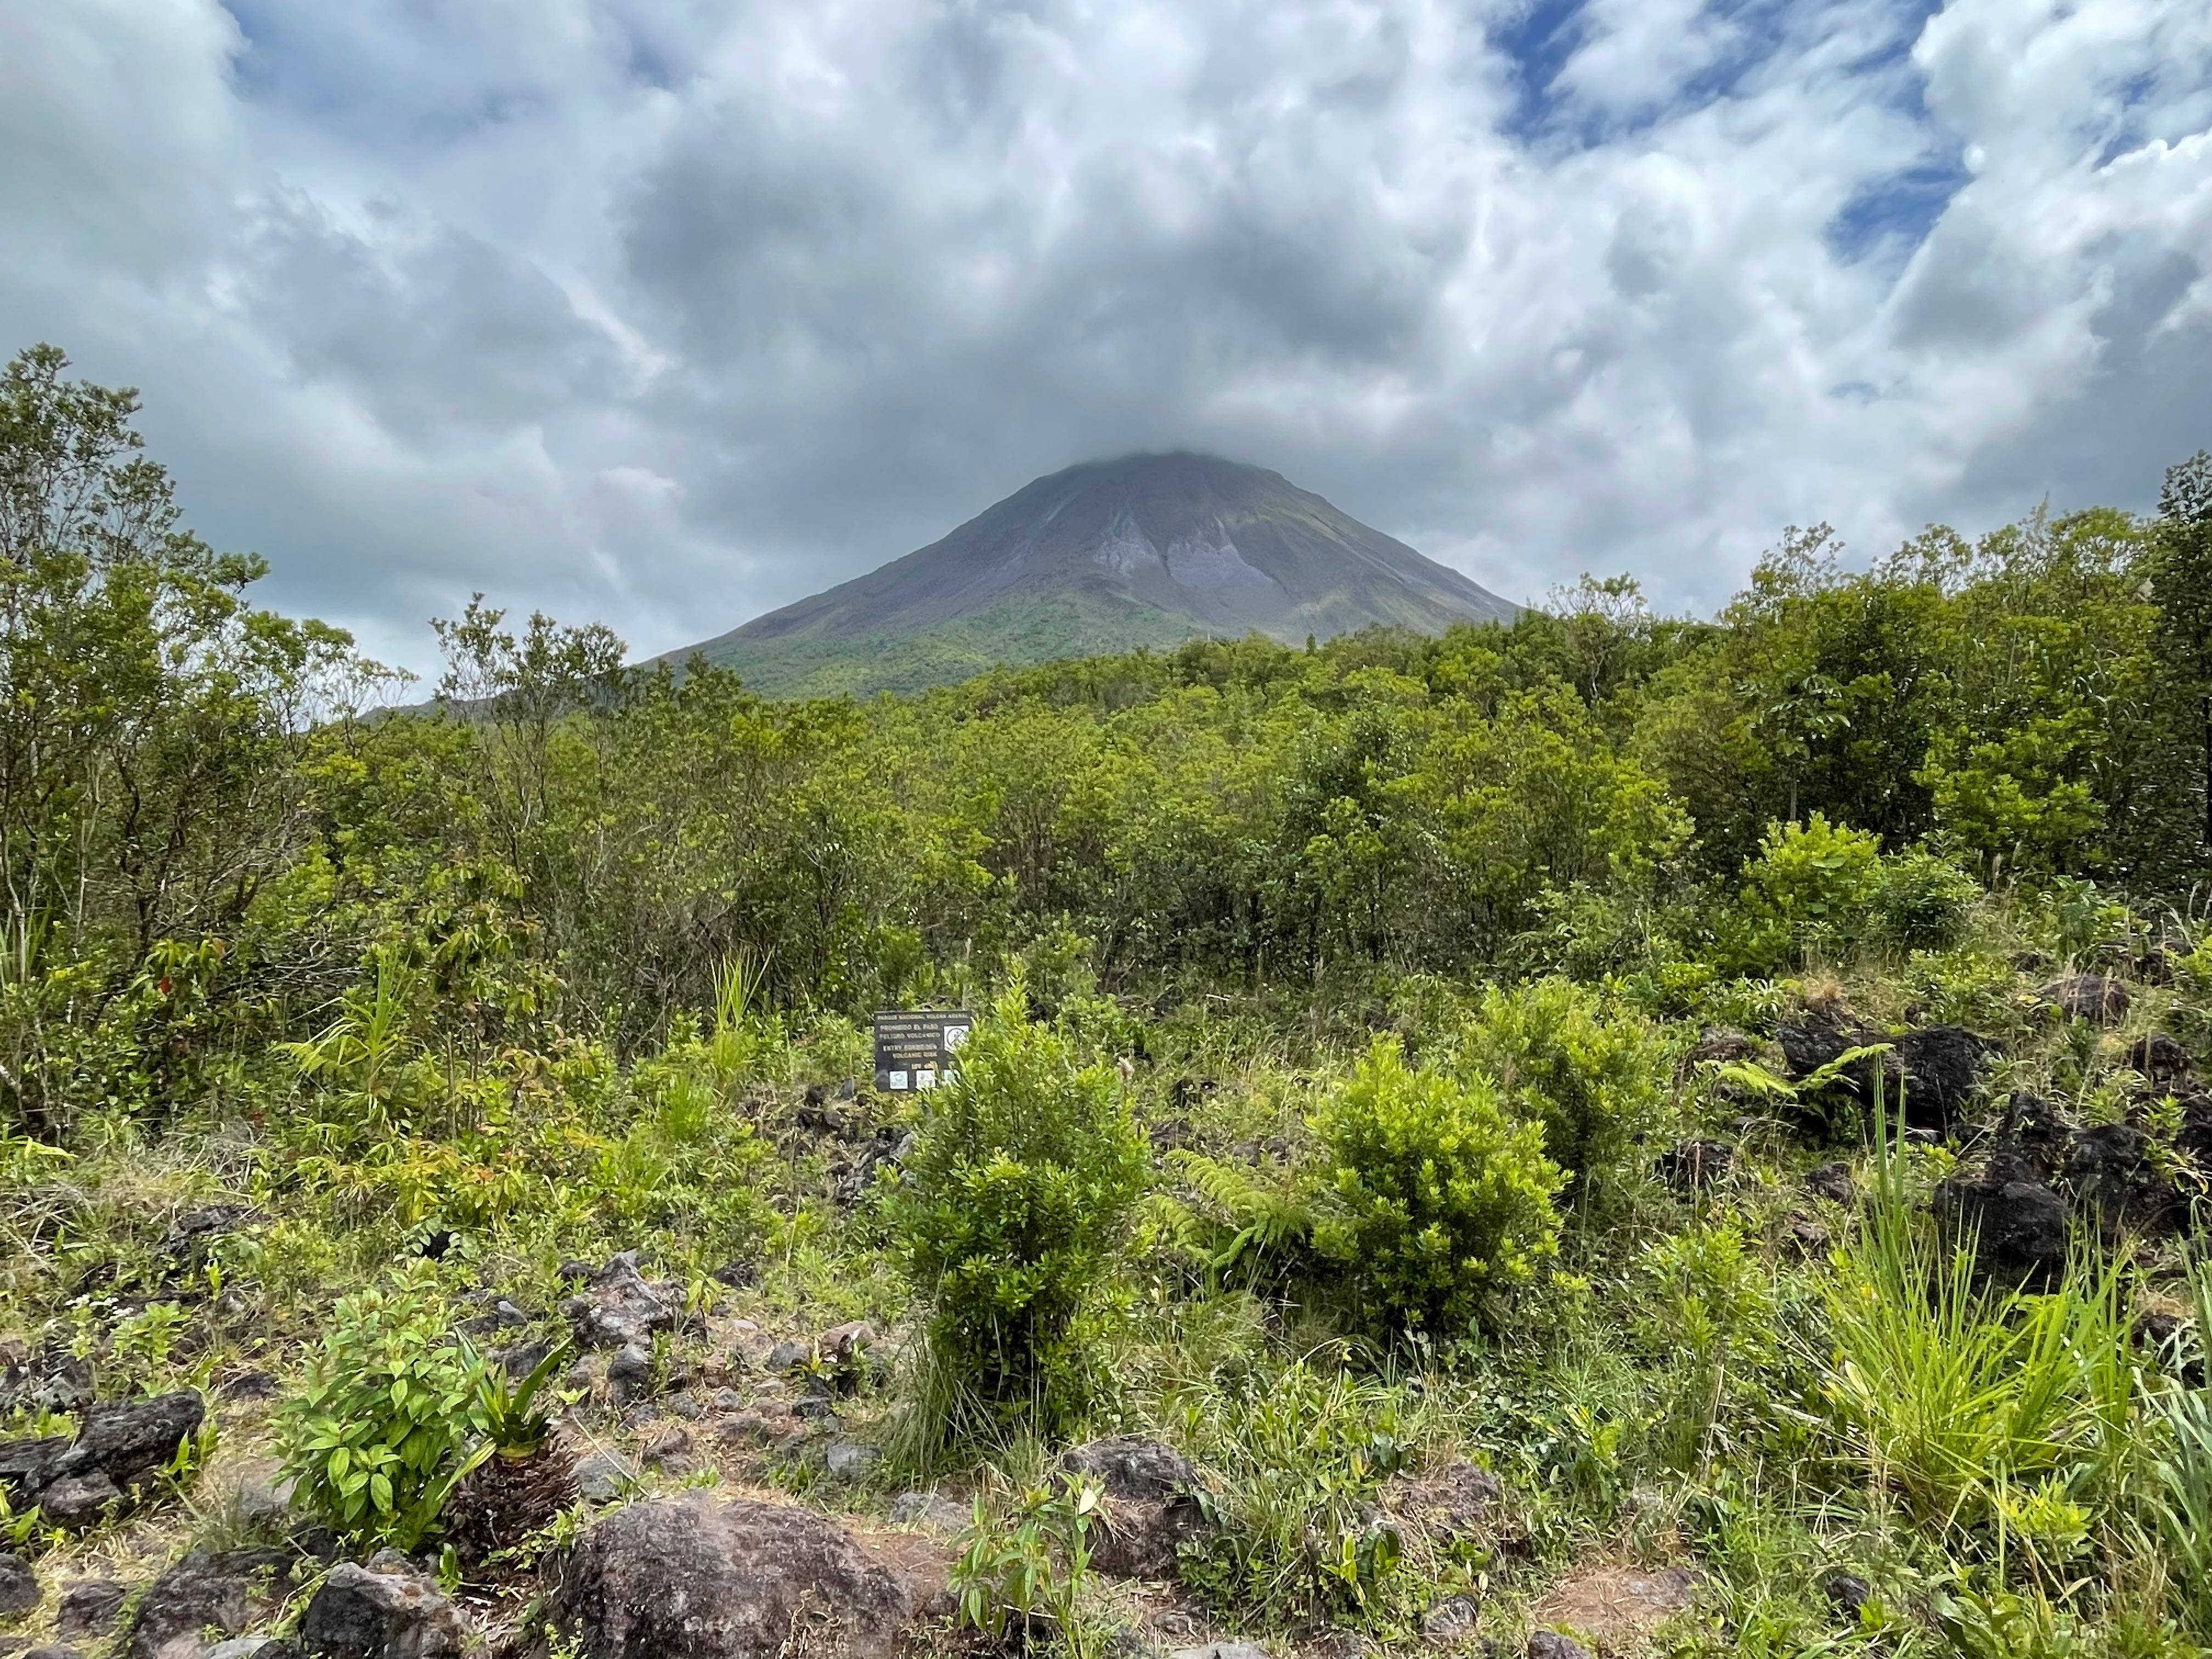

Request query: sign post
[{"left": 872, "top": 1009, "right": 975, "bottom": 1094}]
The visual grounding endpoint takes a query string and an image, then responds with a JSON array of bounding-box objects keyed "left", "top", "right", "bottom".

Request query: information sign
[{"left": 872, "top": 1008, "right": 975, "bottom": 1093}]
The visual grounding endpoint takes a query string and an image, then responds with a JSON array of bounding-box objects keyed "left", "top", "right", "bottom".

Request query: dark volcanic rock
[
  {"left": 1655, "top": 1138, "right": 1734, "bottom": 1195},
  {"left": 36, "top": 1474, "right": 120, "bottom": 1528},
  {"left": 1891, "top": 1026, "right": 1995, "bottom": 1130},
  {"left": 298, "top": 1562, "right": 466, "bottom": 1659},
  {"left": 1056, "top": 1436, "right": 1214, "bottom": 1581},
  {"left": 122, "top": 1550, "right": 287, "bottom": 1659},
  {"left": 2039, "top": 975, "right": 2130, "bottom": 1025},
  {"left": 1527, "top": 1635, "right": 1593, "bottom": 1659},
  {"left": 562, "top": 1254, "right": 678, "bottom": 1352},
  {"left": 1805, "top": 1161, "right": 1855, "bottom": 1204},
  {"left": 1936, "top": 1152, "right": 2069, "bottom": 1288},
  {"left": 2130, "top": 1034, "right": 2197, "bottom": 1090},
  {"left": 2063, "top": 1123, "right": 2179, "bottom": 1237},
  {"left": 50, "top": 1392, "right": 206, "bottom": 1491},
  {"left": 55, "top": 1578, "right": 126, "bottom": 1638},
  {"left": 0, "top": 1551, "right": 38, "bottom": 1617},
  {"left": 545, "top": 1494, "right": 935, "bottom": 1659},
  {"left": 1778, "top": 1022, "right": 1993, "bottom": 1132}
]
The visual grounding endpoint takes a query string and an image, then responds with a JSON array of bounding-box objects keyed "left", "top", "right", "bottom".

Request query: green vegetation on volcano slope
[
  {"left": 6, "top": 341, "right": 2212, "bottom": 1659},
  {"left": 681, "top": 594, "right": 1212, "bottom": 699}
]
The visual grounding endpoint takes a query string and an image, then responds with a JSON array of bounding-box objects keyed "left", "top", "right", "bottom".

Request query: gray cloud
[{"left": 0, "top": 0, "right": 2207, "bottom": 675}]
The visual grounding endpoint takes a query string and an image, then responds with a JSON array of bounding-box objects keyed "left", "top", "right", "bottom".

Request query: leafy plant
[
  {"left": 275, "top": 1262, "right": 481, "bottom": 1551},
  {"left": 1311, "top": 1036, "right": 1561, "bottom": 1341},
  {"left": 885, "top": 987, "right": 1149, "bottom": 1449},
  {"left": 1463, "top": 978, "right": 1671, "bottom": 1186},
  {"left": 949, "top": 1476, "right": 1108, "bottom": 1659}
]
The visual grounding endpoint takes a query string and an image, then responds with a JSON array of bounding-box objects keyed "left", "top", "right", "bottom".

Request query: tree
[{"left": 2152, "top": 452, "right": 2212, "bottom": 858}]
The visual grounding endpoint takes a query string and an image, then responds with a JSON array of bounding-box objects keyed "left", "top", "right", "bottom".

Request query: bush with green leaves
[
  {"left": 1310, "top": 1036, "right": 1562, "bottom": 1340},
  {"left": 1463, "top": 978, "right": 1671, "bottom": 1186},
  {"left": 1872, "top": 848, "right": 1982, "bottom": 952},
  {"left": 885, "top": 988, "right": 1148, "bottom": 1446},
  {"left": 275, "top": 1262, "right": 482, "bottom": 1551},
  {"left": 1736, "top": 812, "right": 1887, "bottom": 965}
]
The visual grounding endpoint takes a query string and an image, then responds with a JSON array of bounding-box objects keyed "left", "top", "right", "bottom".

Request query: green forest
[{"left": 6, "top": 338, "right": 2212, "bottom": 1659}]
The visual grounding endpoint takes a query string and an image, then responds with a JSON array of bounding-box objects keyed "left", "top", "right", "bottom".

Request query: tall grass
[
  {"left": 1814, "top": 1086, "right": 2138, "bottom": 1573},
  {"left": 2148, "top": 1256, "right": 2212, "bottom": 1637}
]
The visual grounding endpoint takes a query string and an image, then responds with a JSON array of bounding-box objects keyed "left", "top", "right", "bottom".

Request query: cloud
[{"left": 0, "top": 0, "right": 2207, "bottom": 673}]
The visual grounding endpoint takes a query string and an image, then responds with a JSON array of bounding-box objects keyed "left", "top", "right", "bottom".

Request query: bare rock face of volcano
[{"left": 668, "top": 453, "right": 1519, "bottom": 696}]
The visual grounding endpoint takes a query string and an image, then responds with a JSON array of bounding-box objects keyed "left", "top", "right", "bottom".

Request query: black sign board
[{"left": 872, "top": 1009, "right": 975, "bottom": 1093}]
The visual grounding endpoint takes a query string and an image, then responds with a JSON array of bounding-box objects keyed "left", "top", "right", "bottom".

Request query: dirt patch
[{"left": 1534, "top": 1564, "right": 1700, "bottom": 1653}]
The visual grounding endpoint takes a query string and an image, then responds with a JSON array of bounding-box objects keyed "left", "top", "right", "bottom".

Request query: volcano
[{"left": 668, "top": 452, "right": 1520, "bottom": 696}]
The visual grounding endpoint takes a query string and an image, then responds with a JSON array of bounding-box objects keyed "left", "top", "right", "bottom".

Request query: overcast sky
[{"left": 4, "top": 0, "right": 2208, "bottom": 676}]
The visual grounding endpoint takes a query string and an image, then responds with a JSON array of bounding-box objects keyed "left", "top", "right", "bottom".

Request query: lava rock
[
  {"left": 2064, "top": 1122, "right": 2179, "bottom": 1237},
  {"left": 1655, "top": 1138, "right": 1733, "bottom": 1195},
  {"left": 544, "top": 1494, "right": 940, "bottom": 1659},
  {"left": 1689, "top": 1026, "right": 1762, "bottom": 1066},
  {"left": 49, "top": 1391, "right": 206, "bottom": 1493},
  {"left": 1805, "top": 1161, "right": 1855, "bottom": 1204},
  {"left": 824, "top": 1439, "right": 879, "bottom": 1481},
  {"left": 121, "top": 1550, "right": 287, "bottom": 1659},
  {"left": 37, "top": 1474, "right": 120, "bottom": 1528},
  {"left": 1891, "top": 1026, "right": 1996, "bottom": 1131},
  {"left": 1526, "top": 1635, "right": 1592, "bottom": 1659},
  {"left": 887, "top": 1490, "right": 973, "bottom": 1533},
  {"left": 2039, "top": 975, "right": 2131, "bottom": 1026},
  {"left": 1936, "top": 1152, "right": 2068, "bottom": 1288},
  {"left": 562, "top": 1254, "right": 678, "bottom": 1352},
  {"left": 1379, "top": 1462, "right": 1502, "bottom": 1550},
  {"left": 2130, "top": 1034, "right": 2197, "bottom": 1090},
  {"left": 297, "top": 1561, "right": 466, "bottom": 1659},
  {"left": 1057, "top": 1436, "right": 1214, "bottom": 1579},
  {"left": 605, "top": 1342, "right": 654, "bottom": 1392},
  {"left": 55, "top": 1578, "right": 126, "bottom": 1638},
  {"left": 0, "top": 1552, "right": 38, "bottom": 1617},
  {"left": 1422, "top": 1594, "right": 1481, "bottom": 1643},
  {"left": 572, "top": 1451, "right": 632, "bottom": 1505},
  {"left": 765, "top": 1340, "right": 812, "bottom": 1374},
  {"left": 1821, "top": 1570, "right": 1873, "bottom": 1620}
]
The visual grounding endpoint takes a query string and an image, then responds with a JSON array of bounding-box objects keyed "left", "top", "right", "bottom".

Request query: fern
[{"left": 1164, "top": 1150, "right": 1314, "bottom": 1276}]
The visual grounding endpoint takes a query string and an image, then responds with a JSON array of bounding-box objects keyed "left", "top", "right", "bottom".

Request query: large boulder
[
  {"left": 544, "top": 1494, "right": 938, "bottom": 1659},
  {"left": 1057, "top": 1436, "right": 1214, "bottom": 1580},
  {"left": 2039, "top": 975, "right": 2130, "bottom": 1026},
  {"left": 2063, "top": 1123, "right": 2179, "bottom": 1238},
  {"left": 1936, "top": 1152, "right": 2068, "bottom": 1288},
  {"left": 298, "top": 1562, "right": 466, "bottom": 1659},
  {"left": 1778, "top": 1022, "right": 1993, "bottom": 1133},
  {"left": 562, "top": 1254, "right": 679, "bottom": 1352}
]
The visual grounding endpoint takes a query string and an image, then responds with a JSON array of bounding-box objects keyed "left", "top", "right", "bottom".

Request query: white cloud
[{"left": 0, "top": 0, "right": 2205, "bottom": 670}]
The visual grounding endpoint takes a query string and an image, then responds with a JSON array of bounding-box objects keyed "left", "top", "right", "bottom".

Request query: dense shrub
[
  {"left": 1872, "top": 848, "right": 1982, "bottom": 951},
  {"left": 885, "top": 989, "right": 1148, "bottom": 1443},
  {"left": 275, "top": 1262, "right": 481, "bottom": 1550},
  {"left": 1464, "top": 978, "right": 1671, "bottom": 1185},
  {"left": 1737, "top": 814, "right": 1887, "bottom": 964},
  {"left": 1311, "top": 1037, "right": 1562, "bottom": 1339}
]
